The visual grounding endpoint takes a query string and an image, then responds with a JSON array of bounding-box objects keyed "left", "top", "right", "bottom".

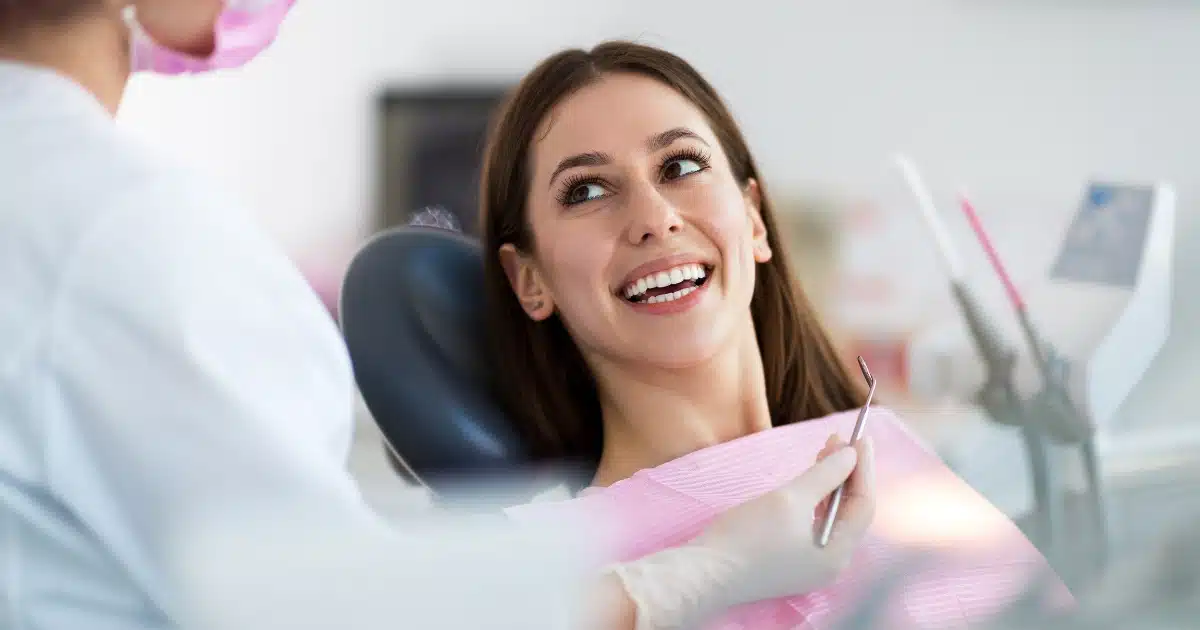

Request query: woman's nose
[{"left": 625, "top": 185, "right": 683, "bottom": 245}]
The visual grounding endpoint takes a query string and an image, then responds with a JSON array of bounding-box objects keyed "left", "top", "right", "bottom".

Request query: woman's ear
[
  {"left": 744, "top": 179, "right": 772, "bottom": 263},
  {"left": 498, "top": 244, "right": 555, "bottom": 321}
]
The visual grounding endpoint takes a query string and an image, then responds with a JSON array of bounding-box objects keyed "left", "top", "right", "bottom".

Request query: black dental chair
[{"left": 338, "top": 226, "right": 585, "bottom": 507}]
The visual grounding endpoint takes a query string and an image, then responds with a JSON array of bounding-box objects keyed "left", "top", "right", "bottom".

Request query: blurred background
[{"left": 114, "top": 0, "right": 1197, "bottom": 583}]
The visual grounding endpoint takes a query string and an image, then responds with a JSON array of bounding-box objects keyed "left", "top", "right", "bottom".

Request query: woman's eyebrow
[
  {"left": 547, "top": 127, "right": 710, "bottom": 189},
  {"left": 549, "top": 151, "right": 610, "bottom": 189},
  {"left": 647, "top": 127, "right": 707, "bottom": 152}
]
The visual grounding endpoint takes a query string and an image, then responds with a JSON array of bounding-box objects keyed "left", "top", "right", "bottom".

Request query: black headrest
[
  {"left": 339, "top": 227, "right": 582, "bottom": 503},
  {"left": 339, "top": 228, "right": 528, "bottom": 491}
]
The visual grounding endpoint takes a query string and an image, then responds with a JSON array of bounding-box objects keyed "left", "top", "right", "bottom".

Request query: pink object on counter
[{"left": 507, "top": 407, "right": 1072, "bottom": 629}]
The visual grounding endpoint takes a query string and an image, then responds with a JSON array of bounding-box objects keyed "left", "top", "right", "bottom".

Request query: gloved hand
[{"left": 609, "top": 436, "right": 876, "bottom": 630}]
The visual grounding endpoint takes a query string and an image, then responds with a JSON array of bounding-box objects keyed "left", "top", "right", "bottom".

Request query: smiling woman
[
  {"left": 479, "top": 41, "right": 865, "bottom": 485},
  {"left": 476, "top": 41, "right": 1066, "bottom": 630}
]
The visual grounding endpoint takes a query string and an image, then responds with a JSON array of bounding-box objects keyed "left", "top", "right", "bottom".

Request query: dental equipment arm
[
  {"left": 958, "top": 195, "right": 1094, "bottom": 445},
  {"left": 894, "top": 159, "right": 1025, "bottom": 426},
  {"left": 958, "top": 193, "right": 1106, "bottom": 568},
  {"left": 894, "top": 155, "right": 1059, "bottom": 553},
  {"left": 898, "top": 158, "right": 1175, "bottom": 584},
  {"left": 1000, "top": 181, "right": 1174, "bottom": 575}
]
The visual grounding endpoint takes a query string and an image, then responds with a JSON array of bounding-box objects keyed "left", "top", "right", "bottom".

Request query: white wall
[
  {"left": 116, "top": 0, "right": 1199, "bottom": 444},
  {"left": 117, "top": 3, "right": 1199, "bottom": 241}
]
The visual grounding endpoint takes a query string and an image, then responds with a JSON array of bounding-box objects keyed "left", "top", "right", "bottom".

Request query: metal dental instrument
[{"left": 818, "top": 356, "right": 877, "bottom": 548}]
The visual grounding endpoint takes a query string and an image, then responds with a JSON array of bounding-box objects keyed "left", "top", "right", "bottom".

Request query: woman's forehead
[{"left": 531, "top": 74, "right": 718, "bottom": 173}]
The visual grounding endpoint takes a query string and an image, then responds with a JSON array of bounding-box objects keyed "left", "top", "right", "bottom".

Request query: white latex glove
[{"left": 610, "top": 437, "right": 876, "bottom": 630}]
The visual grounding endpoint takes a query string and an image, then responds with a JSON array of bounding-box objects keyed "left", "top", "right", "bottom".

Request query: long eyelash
[
  {"left": 555, "top": 147, "right": 711, "bottom": 206},
  {"left": 555, "top": 173, "right": 604, "bottom": 206},
  {"left": 660, "top": 147, "right": 713, "bottom": 175}
]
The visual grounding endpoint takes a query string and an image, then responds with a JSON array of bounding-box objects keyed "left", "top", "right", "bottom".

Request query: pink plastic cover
[{"left": 507, "top": 407, "right": 1072, "bottom": 629}]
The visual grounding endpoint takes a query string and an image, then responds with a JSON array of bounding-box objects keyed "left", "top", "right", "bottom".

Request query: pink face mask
[{"left": 125, "top": 0, "right": 297, "bottom": 75}]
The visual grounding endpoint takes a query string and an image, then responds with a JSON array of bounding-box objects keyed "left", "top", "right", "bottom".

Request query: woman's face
[{"left": 500, "top": 73, "right": 772, "bottom": 369}]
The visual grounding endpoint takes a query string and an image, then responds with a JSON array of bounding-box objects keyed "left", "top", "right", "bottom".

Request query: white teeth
[
  {"left": 622, "top": 263, "right": 708, "bottom": 300},
  {"left": 645, "top": 286, "right": 697, "bottom": 304}
]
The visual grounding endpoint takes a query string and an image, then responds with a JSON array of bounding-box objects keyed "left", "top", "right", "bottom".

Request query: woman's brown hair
[{"left": 480, "top": 41, "right": 864, "bottom": 469}]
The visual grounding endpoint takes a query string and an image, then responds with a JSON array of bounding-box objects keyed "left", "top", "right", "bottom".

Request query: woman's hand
[{"left": 605, "top": 436, "right": 876, "bottom": 629}]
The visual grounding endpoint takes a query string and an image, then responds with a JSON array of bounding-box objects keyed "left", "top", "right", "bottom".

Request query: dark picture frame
[{"left": 377, "top": 86, "right": 510, "bottom": 236}]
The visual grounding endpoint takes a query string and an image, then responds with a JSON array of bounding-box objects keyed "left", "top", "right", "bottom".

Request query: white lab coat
[{"left": 0, "top": 62, "right": 381, "bottom": 629}]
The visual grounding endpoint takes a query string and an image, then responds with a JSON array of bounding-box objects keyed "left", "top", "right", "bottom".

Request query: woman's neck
[
  {"left": 590, "top": 318, "right": 772, "bottom": 488},
  {"left": 0, "top": 14, "right": 130, "bottom": 116}
]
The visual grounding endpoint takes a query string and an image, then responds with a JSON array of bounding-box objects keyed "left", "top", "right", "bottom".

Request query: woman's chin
[
  {"left": 610, "top": 307, "right": 749, "bottom": 369},
  {"left": 621, "top": 336, "right": 729, "bottom": 371}
]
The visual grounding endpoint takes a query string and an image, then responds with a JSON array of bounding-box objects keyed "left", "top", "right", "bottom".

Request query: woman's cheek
[{"left": 543, "top": 236, "right": 610, "bottom": 303}]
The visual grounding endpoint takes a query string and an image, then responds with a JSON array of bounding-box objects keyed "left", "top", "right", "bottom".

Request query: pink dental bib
[{"left": 507, "top": 408, "right": 1072, "bottom": 629}]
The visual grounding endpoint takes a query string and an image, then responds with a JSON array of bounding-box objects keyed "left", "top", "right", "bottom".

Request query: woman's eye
[
  {"left": 663, "top": 158, "right": 702, "bottom": 180},
  {"left": 567, "top": 182, "right": 606, "bottom": 205}
]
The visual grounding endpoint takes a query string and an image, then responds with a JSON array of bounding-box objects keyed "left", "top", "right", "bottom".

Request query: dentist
[
  {"left": 0, "top": 3, "right": 380, "bottom": 629},
  {"left": 0, "top": 3, "right": 874, "bottom": 630}
]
